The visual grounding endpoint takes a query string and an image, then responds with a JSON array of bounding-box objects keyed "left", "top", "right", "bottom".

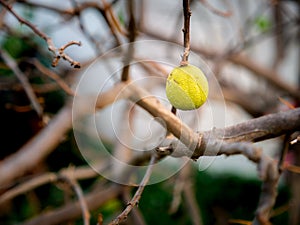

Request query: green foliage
[
  {"left": 118, "top": 10, "right": 126, "bottom": 26},
  {"left": 139, "top": 181, "right": 193, "bottom": 225},
  {"left": 255, "top": 16, "right": 272, "bottom": 32},
  {"left": 2, "top": 36, "right": 29, "bottom": 59},
  {"left": 136, "top": 171, "right": 290, "bottom": 225}
]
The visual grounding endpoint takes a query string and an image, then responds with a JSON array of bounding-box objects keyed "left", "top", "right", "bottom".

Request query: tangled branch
[{"left": 0, "top": 0, "right": 81, "bottom": 68}]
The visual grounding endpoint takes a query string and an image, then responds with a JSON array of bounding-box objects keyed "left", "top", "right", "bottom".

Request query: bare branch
[
  {"left": 0, "top": 0, "right": 81, "bottom": 68},
  {"left": 59, "top": 169, "right": 90, "bottom": 225},
  {"left": 169, "top": 162, "right": 203, "bottom": 225},
  {"left": 290, "top": 136, "right": 300, "bottom": 145},
  {"left": 228, "top": 53, "right": 300, "bottom": 100},
  {"left": 121, "top": 0, "right": 137, "bottom": 82},
  {"left": 22, "top": 185, "right": 122, "bottom": 225},
  {"left": 0, "top": 172, "right": 57, "bottom": 204},
  {"left": 52, "top": 41, "right": 82, "bottom": 68},
  {"left": 0, "top": 163, "right": 107, "bottom": 205},
  {"left": 109, "top": 154, "right": 157, "bottom": 225},
  {"left": 183, "top": 178, "right": 203, "bottom": 225},
  {"left": 121, "top": 186, "right": 147, "bottom": 225},
  {"left": 199, "top": 0, "right": 232, "bottom": 17},
  {"left": 181, "top": 0, "right": 191, "bottom": 65},
  {"left": 0, "top": 49, "right": 43, "bottom": 116},
  {"left": 0, "top": 104, "right": 72, "bottom": 189},
  {"left": 0, "top": 82, "right": 129, "bottom": 187},
  {"left": 0, "top": 0, "right": 56, "bottom": 54},
  {"left": 30, "top": 59, "right": 75, "bottom": 96},
  {"left": 210, "top": 141, "right": 279, "bottom": 224},
  {"left": 0, "top": 80, "right": 299, "bottom": 188},
  {"left": 141, "top": 28, "right": 300, "bottom": 100}
]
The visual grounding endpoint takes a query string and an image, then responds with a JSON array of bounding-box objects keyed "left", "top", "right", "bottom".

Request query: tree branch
[
  {"left": 141, "top": 28, "right": 300, "bottom": 100},
  {"left": 0, "top": 0, "right": 81, "bottom": 68},
  {"left": 22, "top": 185, "right": 122, "bottom": 225},
  {"left": 198, "top": 0, "right": 232, "bottom": 17},
  {"left": 0, "top": 80, "right": 299, "bottom": 188},
  {"left": 59, "top": 169, "right": 90, "bottom": 225},
  {"left": 207, "top": 141, "right": 278, "bottom": 225},
  {"left": 181, "top": 0, "right": 191, "bottom": 65},
  {"left": 109, "top": 154, "right": 157, "bottom": 225},
  {"left": 0, "top": 49, "right": 43, "bottom": 116},
  {"left": 0, "top": 82, "right": 133, "bottom": 188}
]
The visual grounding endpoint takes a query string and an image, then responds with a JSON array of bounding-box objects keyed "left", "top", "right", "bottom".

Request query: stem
[{"left": 181, "top": 0, "right": 191, "bottom": 65}]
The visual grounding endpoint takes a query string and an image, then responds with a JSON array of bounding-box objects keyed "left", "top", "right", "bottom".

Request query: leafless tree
[{"left": 0, "top": 0, "right": 299, "bottom": 225}]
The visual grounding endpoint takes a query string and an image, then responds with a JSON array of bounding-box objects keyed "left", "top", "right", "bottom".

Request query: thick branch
[
  {"left": 22, "top": 185, "right": 122, "bottom": 225},
  {"left": 0, "top": 81, "right": 299, "bottom": 187},
  {"left": 0, "top": 83, "right": 128, "bottom": 187},
  {"left": 0, "top": 104, "right": 72, "bottom": 189},
  {"left": 158, "top": 107, "right": 300, "bottom": 158}
]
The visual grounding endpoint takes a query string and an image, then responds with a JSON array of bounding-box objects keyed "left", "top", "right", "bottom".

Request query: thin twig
[
  {"left": 181, "top": 0, "right": 191, "bottom": 65},
  {"left": 285, "top": 164, "right": 300, "bottom": 174},
  {"left": 0, "top": 0, "right": 56, "bottom": 54},
  {"left": 0, "top": 0, "right": 82, "bottom": 68},
  {"left": 142, "top": 27, "right": 300, "bottom": 100},
  {"left": 278, "top": 134, "right": 291, "bottom": 173},
  {"left": 30, "top": 59, "right": 75, "bottom": 96},
  {"left": 169, "top": 162, "right": 190, "bottom": 214},
  {"left": 0, "top": 164, "right": 106, "bottom": 204},
  {"left": 59, "top": 169, "right": 90, "bottom": 225},
  {"left": 71, "top": 0, "right": 102, "bottom": 55},
  {"left": 0, "top": 173, "right": 57, "bottom": 204},
  {"left": 136, "top": 59, "right": 169, "bottom": 78},
  {"left": 101, "top": 0, "right": 127, "bottom": 36},
  {"left": 199, "top": 0, "right": 232, "bottom": 17},
  {"left": 183, "top": 180, "right": 203, "bottom": 225},
  {"left": 53, "top": 41, "right": 82, "bottom": 68},
  {"left": 290, "top": 136, "right": 300, "bottom": 145},
  {"left": 121, "top": 0, "right": 136, "bottom": 81},
  {"left": 122, "top": 186, "right": 147, "bottom": 225},
  {"left": 0, "top": 49, "right": 43, "bottom": 116},
  {"left": 109, "top": 154, "right": 157, "bottom": 225},
  {"left": 272, "top": 1, "right": 285, "bottom": 69},
  {"left": 211, "top": 141, "right": 279, "bottom": 225}
]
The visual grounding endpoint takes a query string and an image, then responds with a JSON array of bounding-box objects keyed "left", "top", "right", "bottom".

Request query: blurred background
[{"left": 0, "top": 0, "right": 299, "bottom": 224}]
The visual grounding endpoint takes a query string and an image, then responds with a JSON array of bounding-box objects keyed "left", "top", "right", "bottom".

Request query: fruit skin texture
[{"left": 166, "top": 64, "right": 209, "bottom": 110}]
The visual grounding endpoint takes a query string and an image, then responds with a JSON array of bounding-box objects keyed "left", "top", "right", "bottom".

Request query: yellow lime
[{"left": 166, "top": 64, "right": 208, "bottom": 110}]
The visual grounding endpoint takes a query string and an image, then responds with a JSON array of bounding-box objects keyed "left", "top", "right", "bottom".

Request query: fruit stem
[
  {"left": 181, "top": 0, "right": 191, "bottom": 66},
  {"left": 171, "top": 106, "right": 177, "bottom": 115}
]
